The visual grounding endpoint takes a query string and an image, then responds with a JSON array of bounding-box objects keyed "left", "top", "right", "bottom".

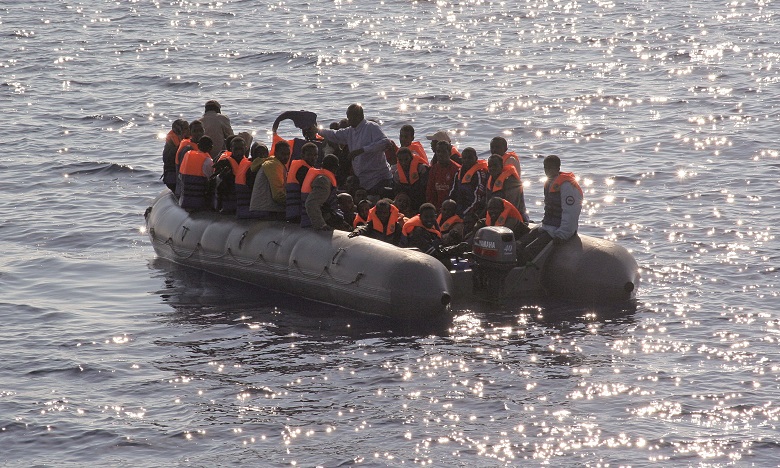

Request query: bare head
[
  {"left": 488, "top": 154, "right": 504, "bottom": 178},
  {"left": 346, "top": 104, "right": 364, "bottom": 128},
  {"left": 301, "top": 142, "right": 318, "bottom": 166},
  {"left": 490, "top": 136, "right": 508, "bottom": 156},
  {"left": 544, "top": 154, "right": 561, "bottom": 179}
]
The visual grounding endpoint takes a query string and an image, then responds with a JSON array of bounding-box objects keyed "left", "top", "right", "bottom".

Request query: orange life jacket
[
  {"left": 166, "top": 130, "right": 181, "bottom": 148},
  {"left": 437, "top": 214, "right": 464, "bottom": 233},
  {"left": 176, "top": 138, "right": 198, "bottom": 165},
  {"left": 486, "top": 198, "right": 524, "bottom": 227},
  {"left": 402, "top": 215, "right": 442, "bottom": 238},
  {"left": 178, "top": 149, "right": 212, "bottom": 210},
  {"left": 408, "top": 141, "right": 430, "bottom": 165},
  {"left": 286, "top": 159, "right": 312, "bottom": 184},
  {"left": 396, "top": 155, "right": 428, "bottom": 185},
  {"left": 271, "top": 133, "right": 294, "bottom": 158},
  {"left": 367, "top": 204, "right": 402, "bottom": 236},
  {"left": 179, "top": 149, "right": 211, "bottom": 176},
  {"left": 502, "top": 151, "right": 520, "bottom": 167},
  {"left": 488, "top": 165, "right": 521, "bottom": 192},
  {"left": 547, "top": 172, "right": 582, "bottom": 196},
  {"left": 460, "top": 159, "right": 489, "bottom": 184},
  {"left": 353, "top": 213, "right": 368, "bottom": 228},
  {"left": 301, "top": 168, "right": 337, "bottom": 194}
]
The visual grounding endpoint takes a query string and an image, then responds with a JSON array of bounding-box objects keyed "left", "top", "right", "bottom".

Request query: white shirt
[{"left": 319, "top": 120, "right": 391, "bottom": 191}]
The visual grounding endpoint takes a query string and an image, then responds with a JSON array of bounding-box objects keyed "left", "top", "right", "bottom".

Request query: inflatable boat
[{"left": 145, "top": 192, "right": 639, "bottom": 320}]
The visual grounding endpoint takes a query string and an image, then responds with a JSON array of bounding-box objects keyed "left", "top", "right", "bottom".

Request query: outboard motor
[{"left": 471, "top": 226, "right": 517, "bottom": 297}]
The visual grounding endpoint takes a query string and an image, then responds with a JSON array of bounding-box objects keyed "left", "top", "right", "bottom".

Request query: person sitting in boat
[
  {"left": 322, "top": 120, "right": 351, "bottom": 187},
  {"left": 338, "top": 193, "right": 357, "bottom": 227},
  {"left": 396, "top": 124, "right": 430, "bottom": 164},
  {"left": 482, "top": 196, "right": 530, "bottom": 238},
  {"left": 426, "top": 130, "right": 462, "bottom": 165},
  {"left": 301, "top": 154, "right": 351, "bottom": 231},
  {"left": 490, "top": 136, "right": 522, "bottom": 178},
  {"left": 285, "top": 141, "right": 316, "bottom": 223},
  {"left": 517, "top": 155, "right": 583, "bottom": 263},
  {"left": 426, "top": 140, "right": 461, "bottom": 211},
  {"left": 449, "top": 146, "right": 488, "bottom": 218},
  {"left": 245, "top": 143, "right": 270, "bottom": 191},
  {"left": 162, "top": 119, "right": 188, "bottom": 192},
  {"left": 393, "top": 147, "right": 429, "bottom": 213},
  {"left": 352, "top": 199, "right": 372, "bottom": 227},
  {"left": 401, "top": 203, "right": 441, "bottom": 253},
  {"left": 438, "top": 199, "right": 465, "bottom": 247},
  {"left": 348, "top": 198, "right": 405, "bottom": 245},
  {"left": 316, "top": 104, "right": 394, "bottom": 199},
  {"left": 271, "top": 110, "right": 325, "bottom": 166},
  {"left": 175, "top": 120, "right": 205, "bottom": 198},
  {"left": 393, "top": 192, "right": 414, "bottom": 219},
  {"left": 213, "top": 137, "right": 250, "bottom": 214},
  {"left": 178, "top": 136, "right": 214, "bottom": 211},
  {"left": 247, "top": 140, "right": 290, "bottom": 220},
  {"left": 487, "top": 153, "right": 528, "bottom": 221}
]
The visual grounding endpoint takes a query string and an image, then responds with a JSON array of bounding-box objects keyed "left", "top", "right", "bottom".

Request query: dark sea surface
[{"left": 2, "top": 0, "right": 779, "bottom": 466}]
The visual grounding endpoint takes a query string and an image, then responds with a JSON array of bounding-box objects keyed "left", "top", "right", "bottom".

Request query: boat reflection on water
[
  {"left": 148, "top": 257, "right": 454, "bottom": 338},
  {"left": 149, "top": 257, "right": 636, "bottom": 342}
]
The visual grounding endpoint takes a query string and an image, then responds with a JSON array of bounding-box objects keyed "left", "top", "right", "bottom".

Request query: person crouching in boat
[
  {"left": 178, "top": 136, "right": 214, "bottom": 211},
  {"left": 247, "top": 140, "right": 290, "bottom": 220},
  {"left": 348, "top": 198, "right": 405, "bottom": 245},
  {"left": 301, "top": 154, "right": 351, "bottom": 231},
  {"left": 517, "top": 155, "right": 583, "bottom": 263}
]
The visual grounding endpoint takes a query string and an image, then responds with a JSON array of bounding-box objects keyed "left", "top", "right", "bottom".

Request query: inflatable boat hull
[{"left": 146, "top": 192, "right": 453, "bottom": 321}]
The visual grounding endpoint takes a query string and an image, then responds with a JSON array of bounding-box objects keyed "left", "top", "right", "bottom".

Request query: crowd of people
[{"left": 162, "top": 100, "right": 583, "bottom": 265}]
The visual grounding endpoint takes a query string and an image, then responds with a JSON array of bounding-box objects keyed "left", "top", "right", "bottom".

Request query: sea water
[{"left": 1, "top": 0, "right": 779, "bottom": 465}]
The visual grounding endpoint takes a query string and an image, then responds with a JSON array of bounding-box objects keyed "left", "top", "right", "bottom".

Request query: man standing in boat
[
  {"left": 316, "top": 104, "right": 393, "bottom": 199},
  {"left": 201, "top": 100, "right": 234, "bottom": 160},
  {"left": 517, "top": 155, "right": 583, "bottom": 262}
]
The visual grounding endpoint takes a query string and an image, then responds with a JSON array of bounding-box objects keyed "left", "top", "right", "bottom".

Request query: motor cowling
[{"left": 472, "top": 226, "right": 517, "bottom": 268}]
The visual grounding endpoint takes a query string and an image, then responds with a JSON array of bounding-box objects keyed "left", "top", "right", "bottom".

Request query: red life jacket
[
  {"left": 396, "top": 155, "right": 428, "bottom": 185},
  {"left": 460, "top": 159, "right": 489, "bottom": 184},
  {"left": 367, "top": 204, "right": 402, "bottom": 236},
  {"left": 486, "top": 199, "right": 524, "bottom": 227},
  {"left": 402, "top": 215, "right": 442, "bottom": 238},
  {"left": 488, "top": 165, "right": 521, "bottom": 192},
  {"left": 437, "top": 214, "right": 464, "bottom": 233}
]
